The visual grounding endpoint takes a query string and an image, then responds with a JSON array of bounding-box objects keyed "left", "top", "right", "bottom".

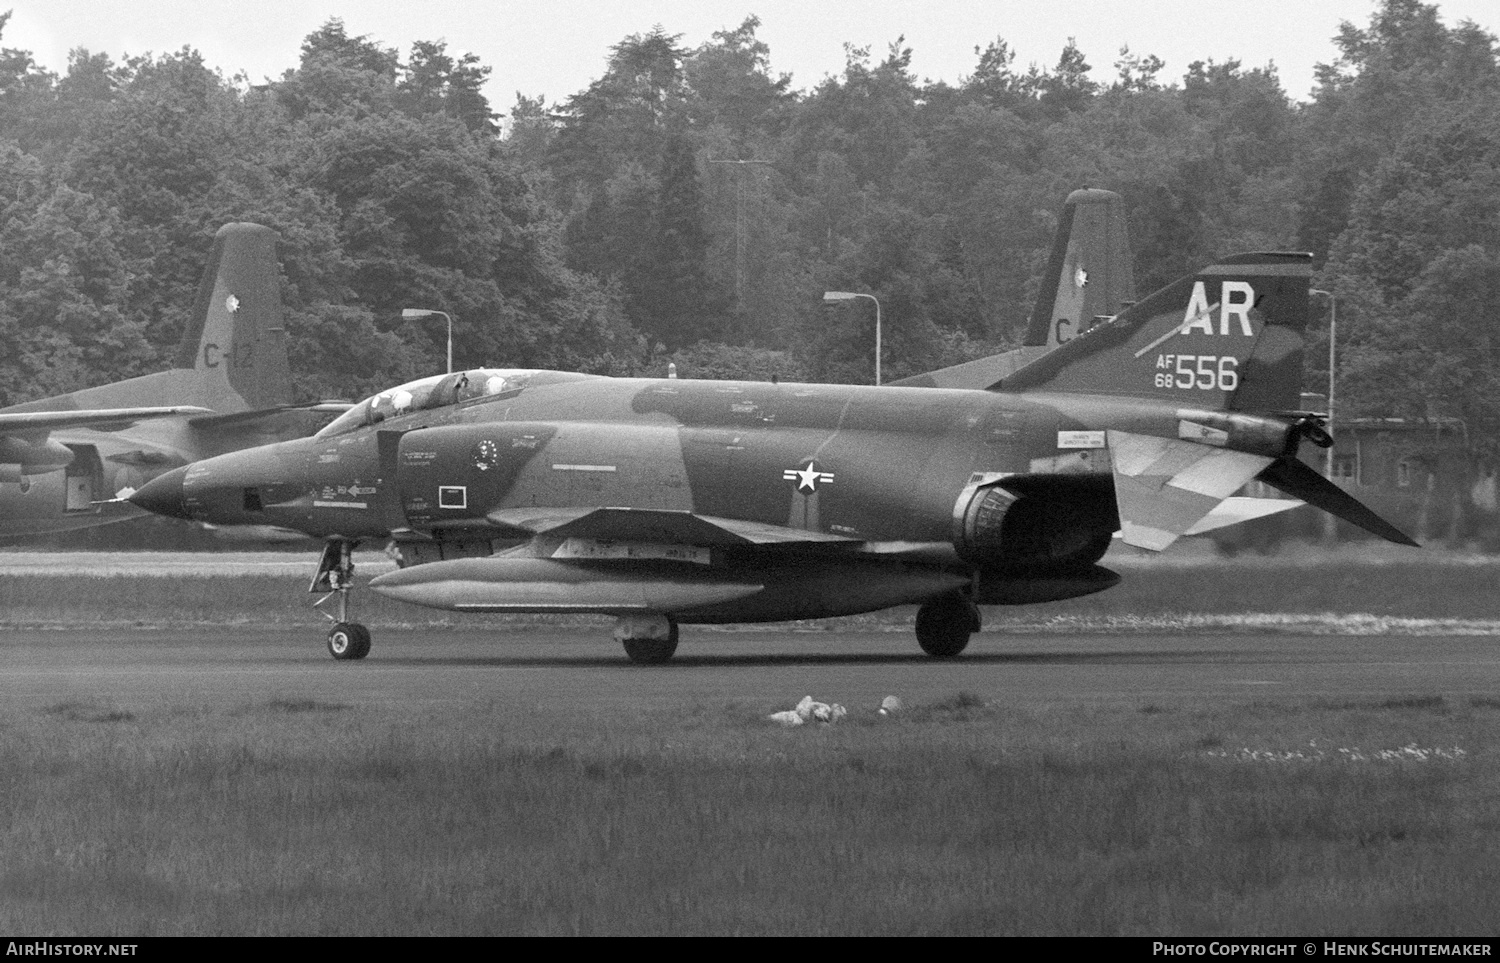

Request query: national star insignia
[{"left": 783, "top": 463, "right": 835, "bottom": 492}]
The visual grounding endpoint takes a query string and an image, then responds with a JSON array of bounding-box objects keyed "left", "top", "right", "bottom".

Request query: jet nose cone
[{"left": 129, "top": 465, "right": 191, "bottom": 520}]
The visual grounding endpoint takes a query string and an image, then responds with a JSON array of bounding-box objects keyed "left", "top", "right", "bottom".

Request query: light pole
[
  {"left": 1310, "top": 289, "right": 1337, "bottom": 479},
  {"left": 822, "top": 291, "right": 882, "bottom": 386},
  {"left": 709, "top": 158, "right": 774, "bottom": 312},
  {"left": 402, "top": 308, "right": 453, "bottom": 374}
]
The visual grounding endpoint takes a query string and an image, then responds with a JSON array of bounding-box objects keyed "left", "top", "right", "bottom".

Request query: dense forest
[{"left": 0, "top": 1, "right": 1497, "bottom": 451}]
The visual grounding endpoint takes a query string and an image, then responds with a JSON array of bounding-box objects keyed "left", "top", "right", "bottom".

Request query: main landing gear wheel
[
  {"left": 616, "top": 616, "right": 680, "bottom": 664},
  {"left": 915, "top": 594, "right": 980, "bottom": 658},
  {"left": 327, "top": 622, "right": 371, "bottom": 660}
]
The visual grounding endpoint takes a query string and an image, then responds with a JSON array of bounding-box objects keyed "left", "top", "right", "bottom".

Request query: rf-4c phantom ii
[
  {"left": 0, "top": 223, "right": 339, "bottom": 540},
  {"left": 130, "top": 247, "right": 1415, "bottom": 665}
]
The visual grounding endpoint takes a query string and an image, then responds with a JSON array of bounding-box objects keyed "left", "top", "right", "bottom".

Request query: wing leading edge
[
  {"left": 485, "top": 506, "right": 860, "bottom": 547},
  {"left": 0, "top": 406, "right": 212, "bottom": 433}
]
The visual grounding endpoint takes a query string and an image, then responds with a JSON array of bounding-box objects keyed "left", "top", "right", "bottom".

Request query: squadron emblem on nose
[{"left": 475, "top": 439, "right": 500, "bottom": 471}]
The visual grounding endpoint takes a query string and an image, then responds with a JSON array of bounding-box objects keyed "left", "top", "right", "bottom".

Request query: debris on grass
[{"left": 769, "top": 695, "right": 847, "bottom": 727}]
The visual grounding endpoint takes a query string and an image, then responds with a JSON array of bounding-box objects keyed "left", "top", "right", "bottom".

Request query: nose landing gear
[
  {"left": 313, "top": 540, "right": 370, "bottom": 660},
  {"left": 326, "top": 621, "right": 371, "bottom": 660}
]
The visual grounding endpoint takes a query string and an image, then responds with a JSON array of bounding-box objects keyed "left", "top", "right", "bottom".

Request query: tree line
[{"left": 0, "top": 2, "right": 1496, "bottom": 453}]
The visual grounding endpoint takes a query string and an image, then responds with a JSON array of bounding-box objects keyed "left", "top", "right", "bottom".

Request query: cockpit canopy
[{"left": 316, "top": 369, "right": 542, "bottom": 438}]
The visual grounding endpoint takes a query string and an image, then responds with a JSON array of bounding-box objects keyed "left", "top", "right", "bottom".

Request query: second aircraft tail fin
[
  {"left": 173, "top": 223, "right": 292, "bottom": 412},
  {"left": 891, "top": 188, "right": 1135, "bottom": 390},
  {"left": 61, "top": 223, "right": 293, "bottom": 417},
  {"left": 1021, "top": 187, "right": 1136, "bottom": 349}
]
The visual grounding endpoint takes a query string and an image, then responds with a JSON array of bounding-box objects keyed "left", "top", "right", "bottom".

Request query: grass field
[
  {"left": 1, "top": 692, "right": 1496, "bottom": 935},
  {"left": 3, "top": 548, "right": 1500, "bottom": 935}
]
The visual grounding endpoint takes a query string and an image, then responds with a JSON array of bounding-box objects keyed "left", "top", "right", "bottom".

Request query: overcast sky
[{"left": 5, "top": 0, "right": 1497, "bottom": 109}]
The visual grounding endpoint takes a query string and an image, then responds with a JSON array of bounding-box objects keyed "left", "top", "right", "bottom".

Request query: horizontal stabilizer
[
  {"left": 1109, "top": 430, "right": 1273, "bottom": 551},
  {"left": 486, "top": 506, "right": 858, "bottom": 547},
  {"left": 1257, "top": 457, "right": 1419, "bottom": 546}
]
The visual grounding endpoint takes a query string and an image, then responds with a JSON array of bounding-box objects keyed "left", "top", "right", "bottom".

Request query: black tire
[
  {"left": 915, "top": 595, "right": 979, "bottom": 658},
  {"left": 328, "top": 622, "right": 371, "bottom": 661},
  {"left": 621, "top": 621, "right": 679, "bottom": 664},
  {"left": 349, "top": 623, "right": 371, "bottom": 659}
]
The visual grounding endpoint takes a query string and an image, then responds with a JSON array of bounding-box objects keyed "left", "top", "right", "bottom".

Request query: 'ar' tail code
[{"left": 999, "top": 252, "right": 1311, "bottom": 414}]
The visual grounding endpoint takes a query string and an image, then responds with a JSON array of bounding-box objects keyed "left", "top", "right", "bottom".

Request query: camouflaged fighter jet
[
  {"left": 0, "top": 223, "right": 342, "bottom": 540},
  {"left": 128, "top": 245, "right": 1416, "bottom": 664}
]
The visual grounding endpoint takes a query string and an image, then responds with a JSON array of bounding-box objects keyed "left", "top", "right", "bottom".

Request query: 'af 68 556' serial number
[{"left": 1154, "top": 354, "right": 1239, "bottom": 391}]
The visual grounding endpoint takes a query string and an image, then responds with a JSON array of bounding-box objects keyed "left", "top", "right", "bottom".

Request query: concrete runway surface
[{"left": 2, "top": 626, "right": 1497, "bottom": 712}]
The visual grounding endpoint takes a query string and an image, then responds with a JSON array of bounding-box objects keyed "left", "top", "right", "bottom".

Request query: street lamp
[
  {"left": 1310, "top": 289, "right": 1337, "bottom": 479},
  {"left": 402, "top": 308, "right": 453, "bottom": 374},
  {"left": 822, "top": 291, "right": 882, "bottom": 386},
  {"left": 709, "top": 158, "right": 775, "bottom": 312}
]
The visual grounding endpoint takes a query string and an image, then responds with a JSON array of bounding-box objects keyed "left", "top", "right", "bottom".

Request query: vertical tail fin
[
  {"left": 889, "top": 188, "right": 1135, "bottom": 389},
  {"left": 1000, "top": 250, "right": 1415, "bottom": 548},
  {"left": 173, "top": 223, "right": 292, "bottom": 411},
  {"left": 1021, "top": 187, "right": 1137, "bottom": 348},
  {"left": 1001, "top": 252, "right": 1312, "bottom": 413}
]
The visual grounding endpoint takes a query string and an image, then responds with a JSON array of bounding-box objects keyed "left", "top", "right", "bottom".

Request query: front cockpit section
[{"left": 317, "top": 369, "right": 548, "bottom": 438}]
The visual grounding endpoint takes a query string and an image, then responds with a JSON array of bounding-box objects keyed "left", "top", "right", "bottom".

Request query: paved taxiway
[{"left": 2, "top": 627, "right": 1496, "bottom": 711}]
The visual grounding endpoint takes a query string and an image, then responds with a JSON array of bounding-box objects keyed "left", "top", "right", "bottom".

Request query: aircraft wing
[
  {"left": 0, "top": 406, "right": 212, "bottom": 433},
  {"left": 486, "top": 506, "right": 860, "bottom": 548},
  {"left": 187, "top": 401, "right": 353, "bottom": 431}
]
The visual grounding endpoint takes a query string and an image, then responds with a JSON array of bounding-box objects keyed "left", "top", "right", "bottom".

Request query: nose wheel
[
  {"left": 327, "top": 622, "right": 371, "bottom": 660},
  {"left": 313, "top": 541, "right": 371, "bottom": 660}
]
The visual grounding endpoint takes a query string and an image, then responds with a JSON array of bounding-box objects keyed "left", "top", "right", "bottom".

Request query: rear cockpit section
[{"left": 317, "top": 369, "right": 549, "bottom": 438}]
